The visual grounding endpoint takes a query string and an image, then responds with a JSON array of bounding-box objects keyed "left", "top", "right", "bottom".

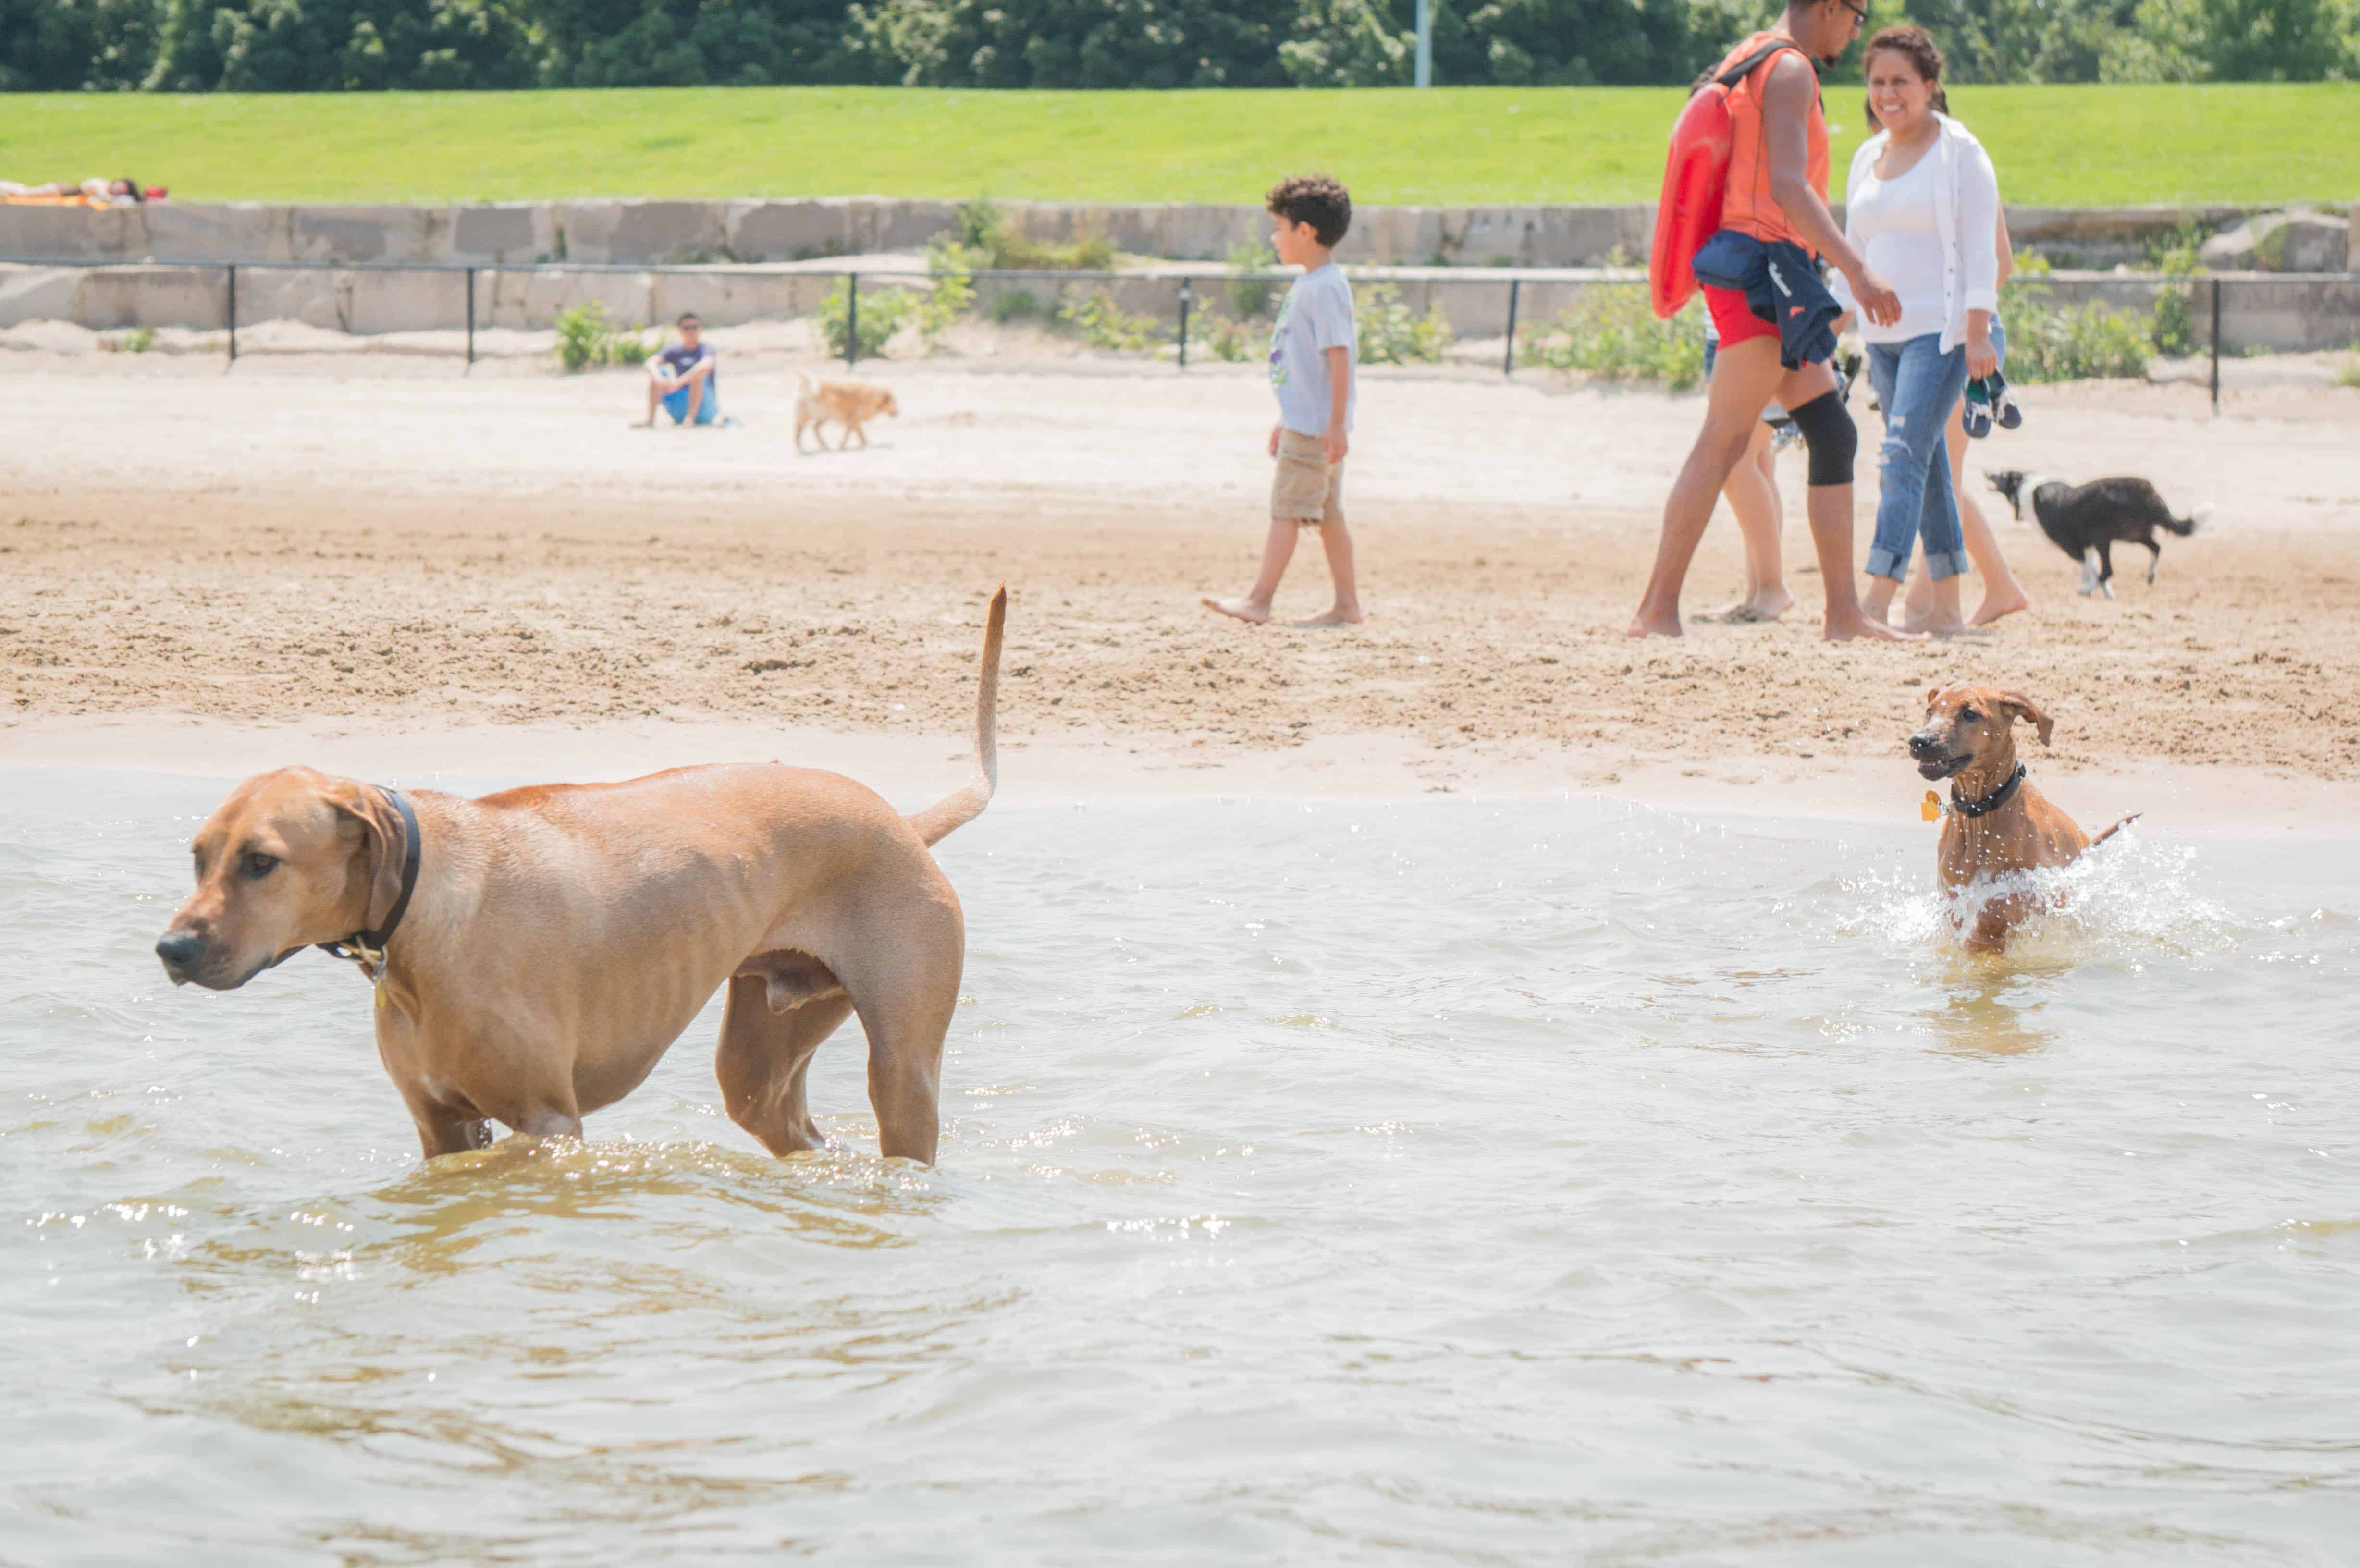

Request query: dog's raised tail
[
  {"left": 2167, "top": 502, "right": 2214, "bottom": 536},
  {"left": 908, "top": 585, "right": 1006, "bottom": 848}
]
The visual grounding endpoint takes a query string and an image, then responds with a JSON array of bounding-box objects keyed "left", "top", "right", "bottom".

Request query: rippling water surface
[{"left": 5, "top": 770, "right": 2357, "bottom": 1564}]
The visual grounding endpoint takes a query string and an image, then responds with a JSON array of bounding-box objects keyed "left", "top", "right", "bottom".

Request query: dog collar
[
  {"left": 318, "top": 786, "right": 421, "bottom": 980},
  {"left": 1950, "top": 763, "right": 2026, "bottom": 819}
]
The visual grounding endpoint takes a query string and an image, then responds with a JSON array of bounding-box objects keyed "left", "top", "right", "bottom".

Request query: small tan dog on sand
[
  {"left": 1908, "top": 682, "right": 2139, "bottom": 951},
  {"left": 154, "top": 589, "right": 1006, "bottom": 1166},
  {"left": 795, "top": 371, "right": 898, "bottom": 452}
]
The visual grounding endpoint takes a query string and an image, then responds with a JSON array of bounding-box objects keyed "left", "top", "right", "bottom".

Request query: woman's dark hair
[
  {"left": 1860, "top": 93, "right": 1879, "bottom": 132},
  {"left": 118, "top": 177, "right": 144, "bottom": 202},
  {"left": 1863, "top": 24, "right": 1949, "bottom": 114},
  {"left": 1265, "top": 172, "right": 1352, "bottom": 249}
]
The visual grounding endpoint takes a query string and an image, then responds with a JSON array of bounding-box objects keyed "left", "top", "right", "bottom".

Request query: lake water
[{"left": 4, "top": 769, "right": 2356, "bottom": 1565}]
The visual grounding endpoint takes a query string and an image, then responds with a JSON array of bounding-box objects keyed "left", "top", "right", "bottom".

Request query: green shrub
[
  {"left": 2339, "top": 356, "right": 2360, "bottom": 390},
  {"left": 987, "top": 288, "right": 1039, "bottom": 324},
  {"left": 993, "top": 226, "right": 1116, "bottom": 271},
  {"left": 1225, "top": 241, "right": 1278, "bottom": 319},
  {"left": 1520, "top": 286, "right": 1703, "bottom": 388},
  {"left": 917, "top": 241, "right": 978, "bottom": 348},
  {"left": 1356, "top": 282, "right": 1452, "bottom": 365},
  {"left": 955, "top": 196, "right": 1004, "bottom": 251},
  {"left": 555, "top": 302, "right": 658, "bottom": 371},
  {"left": 944, "top": 199, "right": 1117, "bottom": 272},
  {"left": 554, "top": 301, "right": 613, "bottom": 371},
  {"left": 1193, "top": 308, "right": 1260, "bottom": 362},
  {"left": 2147, "top": 221, "right": 2207, "bottom": 357},
  {"left": 2000, "top": 283, "right": 2152, "bottom": 382},
  {"left": 817, "top": 281, "right": 912, "bottom": 360},
  {"left": 125, "top": 325, "right": 156, "bottom": 354},
  {"left": 1057, "top": 288, "right": 1163, "bottom": 353}
]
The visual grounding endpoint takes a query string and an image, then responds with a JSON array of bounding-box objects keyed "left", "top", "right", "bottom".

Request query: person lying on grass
[
  {"left": 637, "top": 313, "right": 722, "bottom": 429},
  {"left": 1202, "top": 172, "right": 1363, "bottom": 629}
]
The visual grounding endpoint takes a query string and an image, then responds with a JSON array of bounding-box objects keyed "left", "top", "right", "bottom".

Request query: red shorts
[{"left": 1703, "top": 284, "right": 1777, "bottom": 350}]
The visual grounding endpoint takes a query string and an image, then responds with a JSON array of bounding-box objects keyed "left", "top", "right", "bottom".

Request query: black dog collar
[
  {"left": 318, "top": 786, "right": 422, "bottom": 978},
  {"left": 1950, "top": 763, "right": 2026, "bottom": 819}
]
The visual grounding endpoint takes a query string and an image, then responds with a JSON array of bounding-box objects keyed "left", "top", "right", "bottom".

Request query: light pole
[{"left": 1414, "top": 0, "right": 1432, "bottom": 87}]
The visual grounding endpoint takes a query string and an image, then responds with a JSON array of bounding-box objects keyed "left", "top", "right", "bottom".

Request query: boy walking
[{"left": 1203, "top": 173, "right": 1363, "bottom": 628}]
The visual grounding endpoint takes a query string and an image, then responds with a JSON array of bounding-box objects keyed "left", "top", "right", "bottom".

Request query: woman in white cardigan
[{"left": 1831, "top": 26, "right": 2000, "bottom": 635}]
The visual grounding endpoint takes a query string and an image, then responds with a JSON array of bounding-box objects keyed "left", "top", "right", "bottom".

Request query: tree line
[{"left": 2, "top": 0, "right": 2350, "bottom": 93}]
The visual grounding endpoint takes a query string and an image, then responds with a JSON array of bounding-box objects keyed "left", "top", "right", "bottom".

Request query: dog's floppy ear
[
  {"left": 324, "top": 779, "right": 410, "bottom": 932},
  {"left": 1925, "top": 685, "right": 1945, "bottom": 709},
  {"left": 1993, "top": 691, "right": 2054, "bottom": 747}
]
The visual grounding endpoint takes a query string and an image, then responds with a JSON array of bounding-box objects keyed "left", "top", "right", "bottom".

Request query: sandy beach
[{"left": 6, "top": 344, "right": 2359, "bottom": 825}]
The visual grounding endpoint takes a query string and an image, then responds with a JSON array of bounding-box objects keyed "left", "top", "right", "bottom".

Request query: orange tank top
[{"left": 1717, "top": 30, "right": 1828, "bottom": 255}]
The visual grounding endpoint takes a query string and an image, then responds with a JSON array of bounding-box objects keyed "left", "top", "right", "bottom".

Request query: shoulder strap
[{"left": 1717, "top": 40, "right": 1808, "bottom": 91}]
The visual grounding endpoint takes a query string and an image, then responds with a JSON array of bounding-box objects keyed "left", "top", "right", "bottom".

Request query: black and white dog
[{"left": 1985, "top": 470, "right": 2214, "bottom": 599}]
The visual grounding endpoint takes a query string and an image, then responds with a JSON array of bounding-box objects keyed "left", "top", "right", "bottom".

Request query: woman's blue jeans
[{"left": 1864, "top": 333, "right": 1970, "bottom": 582}]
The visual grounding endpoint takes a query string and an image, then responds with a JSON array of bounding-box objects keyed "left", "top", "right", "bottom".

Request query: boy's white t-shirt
[{"left": 1268, "top": 263, "right": 1357, "bottom": 437}]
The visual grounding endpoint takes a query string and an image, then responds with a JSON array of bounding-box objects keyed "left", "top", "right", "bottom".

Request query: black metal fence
[{"left": 4, "top": 257, "right": 2354, "bottom": 414}]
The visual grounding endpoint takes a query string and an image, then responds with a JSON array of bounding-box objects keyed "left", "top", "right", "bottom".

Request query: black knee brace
[{"left": 1788, "top": 390, "right": 1857, "bottom": 487}]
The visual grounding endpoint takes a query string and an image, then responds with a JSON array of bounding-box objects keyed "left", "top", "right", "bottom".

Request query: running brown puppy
[
  {"left": 1907, "top": 681, "right": 2138, "bottom": 952},
  {"left": 153, "top": 589, "right": 1007, "bottom": 1166},
  {"left": 795, "top": 371, "right": 899, "bottom": 452}
]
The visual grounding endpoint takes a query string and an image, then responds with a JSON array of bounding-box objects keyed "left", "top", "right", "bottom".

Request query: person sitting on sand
[
  {"left": 637, "top": 313, "right": 721, "bottom": 429},
  {"left": 1203, "top": 172, "right": 1363, "bottom": 629}
]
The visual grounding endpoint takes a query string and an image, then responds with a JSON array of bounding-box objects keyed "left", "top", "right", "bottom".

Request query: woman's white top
[{"left": 1831, "top": 112, "right": 2001, "bottom": 353}]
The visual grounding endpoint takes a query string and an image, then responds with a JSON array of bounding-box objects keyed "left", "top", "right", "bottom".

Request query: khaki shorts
[{"left": 1271, "top": 428, "right": 1346, "bottom": 527}]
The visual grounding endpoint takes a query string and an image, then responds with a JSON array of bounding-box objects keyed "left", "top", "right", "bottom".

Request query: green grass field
[{"left": 5, "top": 84, "right": 2354, "bottom": 207}]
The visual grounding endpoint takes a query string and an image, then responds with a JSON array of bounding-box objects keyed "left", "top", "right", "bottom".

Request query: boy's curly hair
[{"left": 1265, "top": 173, "right": 1352, "bottom": 250}]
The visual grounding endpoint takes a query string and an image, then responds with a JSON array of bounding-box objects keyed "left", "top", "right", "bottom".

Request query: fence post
[
  {"left": 225, "top": 263, "right": 237, "bottom": 368},
  {"left": 1177, "top": 277, "right": 1191, "bottom": 369},
  {"left": 1502, "top": 277, "right": 1521, "bottom": 378},
  {"left": 845, "top": 271, "right": 859, "bottom": 368},
  {"left": 465, "top": 267, "right": 476, "bottom": 372},
  {"left": 2208, "top": 276, "right": 2221, "bottom": 415}
]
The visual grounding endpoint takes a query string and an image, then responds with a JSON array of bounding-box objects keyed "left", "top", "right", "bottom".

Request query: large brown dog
[
  {"left": 1908, "top": 682, "right": 2137, "bottom": 951},
  {"left": 154, "top": 589, "right": 1006, "bottom": 1165},
  {"left": 794, "top": 372, "right": 898, "bottom": 452}
]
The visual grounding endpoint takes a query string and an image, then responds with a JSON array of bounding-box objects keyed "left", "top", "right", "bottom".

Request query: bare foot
[
  {"left": 1202, "top": 595, "right": 1272, "bottom": 625},
  {"left": 1289, "top": 606, "right": 1363, "bottom": 627},
  {"left": 1970, "top": 589, "right": 2029, "bottom": 627},
  {"left": 1822, "top": 611, "right": 1923, "bottom": 643},
  {"left": 1626, "top": 609, "right": 1684, "bottom": 638},
  {"left": 1733, "top": 585, "right": 1795, "bottom": 622}
]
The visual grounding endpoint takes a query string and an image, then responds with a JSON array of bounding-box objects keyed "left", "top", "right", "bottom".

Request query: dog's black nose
[
  {"left": 155, "top": 931, "right": 204, "bottom": 971},
  {"left": 1907, "top": 732, "right": 1940, "bottom": 759}
]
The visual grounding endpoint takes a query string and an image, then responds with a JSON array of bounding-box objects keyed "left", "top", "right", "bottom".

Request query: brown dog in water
[
  {"left": 1908, "top": 682, "right": 2139, "bottom": 951},
  {"left": 794, "top": 371, "right": 898, "bottom": 452},
  {"left": 153, "top": 589, "right": 1006, "bottom": 1166}
]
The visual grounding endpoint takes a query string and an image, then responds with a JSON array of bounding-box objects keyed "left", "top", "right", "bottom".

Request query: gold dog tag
[{"left": 1921, "top": 790, "right": 1943, "bottom": 821}]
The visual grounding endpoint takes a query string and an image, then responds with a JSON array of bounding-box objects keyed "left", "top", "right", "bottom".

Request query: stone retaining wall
[
  {"left": 7, "top": 259, "right": 2352, "bottom": 355},
  {"left": 5, "top": 197, "right": 2346, "bottom": 270}
]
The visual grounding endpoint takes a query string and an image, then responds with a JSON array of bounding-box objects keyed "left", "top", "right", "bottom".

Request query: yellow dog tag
[{"left": 1921, "top": 790, "right": 1943, "bottom": 821}]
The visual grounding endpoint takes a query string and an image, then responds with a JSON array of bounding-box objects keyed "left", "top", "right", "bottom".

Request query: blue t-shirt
[{"left": 659, "top": 341, "right": 715, "bottom": 392}]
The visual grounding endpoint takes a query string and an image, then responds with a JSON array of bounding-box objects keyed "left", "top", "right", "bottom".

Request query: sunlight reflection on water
[{"left": 3, "top": 770, "right": 2356, "bottom": 1564}]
